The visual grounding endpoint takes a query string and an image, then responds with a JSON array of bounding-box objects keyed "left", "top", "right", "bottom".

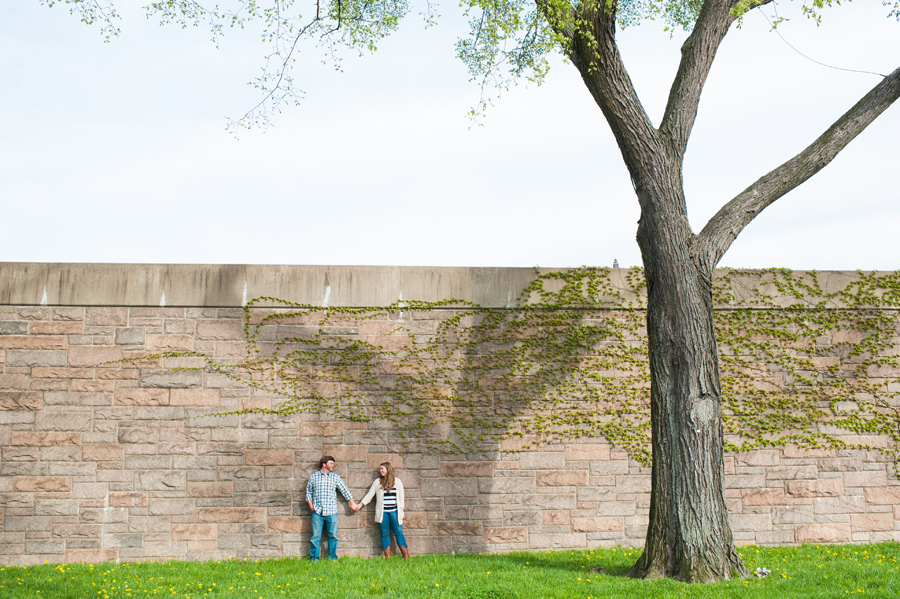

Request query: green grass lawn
[{"left": 2, "top": 543, "right": 898, "bottom": 599}]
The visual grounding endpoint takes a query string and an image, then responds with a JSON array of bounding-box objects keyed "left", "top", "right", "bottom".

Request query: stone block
[
  {"left": 172, "top": 523, "right": 217, "bottom": 541},
  {"left": 795, "top": 523, "right": 851, "bottom": 544},
  {"left": 428, "top": 521, "right": 482, "bottom": 535},
  {"left": 440, "top": 462, "right": 493, "bottom": 477},
  {"left": 68, "top": 346, "right": 123, "bottom": 367},
  {"left": 818, "top": 458, "right": 863, "bottom": 472},
  {"left": 72, "top": 483, "right": 108, "bottom": 499},
  {"left": 80, "top": 507, "right": 128, "bottom": 523},
  {"left": 188, "top": 482, "right": 233, "bottom": 498},
  {"left": 0, "top": 373, "right": 30, "bottom": 390},
  {"left": 114, "top": 328, "right": 145, "bottom": 345},
  {"left": 765, "top": 466, "right": 818, "bottom": 480},
  {"left": 198, "top": 508, "right": 267, "bottom": 523},
  {"left": 37, "top": 411, "right": 93, "bottom": 431},
  {"left": 82, "top": 444, "right": 125, "bottom": 461},
  {"left": 31, "top": 321, "right": 83, "bottom": 335},
  {"left": 518, "top": 452, "right": 566, "bottom": 470},
  {"left": 197, "top": 320, "right": 243, "bottom": 340},
  {"left": 25, "top": 539, "right": 66, "bottom": 555},
  {"left": 543, "top": 511, "right": 570, "bottom": 525},
  {"left": 536, "top": 471, "right": 589, "bottom": 487},
  {"left": 843, "top": 470, "right": 887, "bottom": 488},
  {"left": 0, "top": 392, "right": 42, "bottom": 411},
  {"left": 71, "top": 379, "right": 115, "bottom": 393},
  {"left": 736, "top": 450, "right": 781, "bottom": 467},
  {"left": 865, "top": 487, "right": 900, "bottom": 505},
  {"left": 14, "top": 477, "right": 71, "bottom": 493},
  {"left": 234, "top": 493, "right": 291, "bottom": 507},
  {"left": 114, "top": 389, "right": 169, "bottom": 406},
  {"left": 814, "top": 496, "right": 866, "bottom": 514},
  {"left": 724, "top": 474, "right": 766, "bottom": 489},
  {"left": 0, "top": 336, "right": 67, "bottom": 350},
  {"left": 169, "top": 389, "right": 219, "bottom": 406},
  {"left": 145, "top": 335, "right": 194, "bottom": 351},
  {"left": 782, "top": 445, "right": 834, "bottom": 459},
  {"left": 137, "top": 471, "right": 185, "bottom": 491},
  {"left": 851, "top": 513, "right": 893, "bottom": 532},
  {"left": 148, "top": 498, "right": 195, "bottom": 516},
  {"left": 0, "top": 321, "right": 29, "bottom": 335},
  {"left": 421, "top": 478, "right": 477, "bottom": 497},
  {"left": 268, "top": 517, "right": 309, "bottom": 534},
  {"left": 786, "top": 479, "right": 843, "bottom": 498},
  {"left": 485, "top": 527, "right": 528, "bottom": 543},
  {"left": 480, "top": 477, "right": 534, "bottom": 494},
  {"left": 564, "top": 444, "right": 610, "bottom": 461},
  {"left": 140, "top": 371, "right": 202, "bottom": 388},
  {"left": 741, "top": 489, "right": 784, "bottom": 506},
  {"left": 6, "top": 350, "right": 68, "bottom": 367},
  {"left": 729, "top": 514, "right": 772, "bottom": 532},
  {"left": 773, "top": 506, "right": 814, "bottom": 526},
  {"left": 108, "top": 492, "right": 148, "bottom": 508},
  {"left": 4, "top": 516, "right": 52, "bottom": 532},
  {"left": 614, "top": 475, "right": 651, "bottom": 494},
  {"left": 10, "top": 432, "right": 81, "bottom": 446},
  {"left": 85, "top": 308, "right": 128, "bottom": 326},
  {"left": 571, "top": 517, "right": 623, "bottom": 532},
  {"left": 34, "top": 499, "right": 79, "bottom": 516},
  {"left": 246, "top": 450, "right": 294, "bottom": 466}
]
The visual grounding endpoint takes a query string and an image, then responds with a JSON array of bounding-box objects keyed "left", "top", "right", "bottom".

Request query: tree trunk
[{"left": 628, "top": 190, "right": 748, "bottom": 582}]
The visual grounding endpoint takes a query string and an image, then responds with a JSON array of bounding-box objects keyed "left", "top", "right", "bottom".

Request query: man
[{"left": 305, "top": 455, "right": 357, "bottom": 561}]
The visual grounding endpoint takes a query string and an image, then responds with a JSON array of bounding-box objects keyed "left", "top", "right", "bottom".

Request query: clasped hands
[{"left": 350, "top": 501, "right": 362, "bottom": 513}]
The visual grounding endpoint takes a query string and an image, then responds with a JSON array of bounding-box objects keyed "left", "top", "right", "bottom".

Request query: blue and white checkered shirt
[{"left": 306, "top": 470, "right": 353, "bottom": 516}]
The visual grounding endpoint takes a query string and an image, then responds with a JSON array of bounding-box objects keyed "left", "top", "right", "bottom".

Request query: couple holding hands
[{"left": 305, "top": 456, "right": 409, "bottom": 561}]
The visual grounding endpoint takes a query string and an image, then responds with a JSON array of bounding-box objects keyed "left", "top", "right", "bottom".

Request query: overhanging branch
[{"left": 696, "top": 66, "right": 900, "bottom": 270}]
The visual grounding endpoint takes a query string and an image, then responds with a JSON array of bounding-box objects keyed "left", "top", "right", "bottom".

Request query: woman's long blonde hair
[{"left": 379, "top": 462, "right": 395, "bottom": 491}]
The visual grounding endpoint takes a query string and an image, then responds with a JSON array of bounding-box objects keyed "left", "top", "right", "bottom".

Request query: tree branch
[
  {"left": 560, "top": 0, "right": 660, "bottom": 188},
  {"left": 695, "top": 66, "right": 900, "bottom": 270},
  {"left": 660, "top": 0, "right": 775, "bottom": 159}
]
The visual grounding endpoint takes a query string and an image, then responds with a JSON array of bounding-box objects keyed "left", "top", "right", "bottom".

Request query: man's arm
[
  {"left": 306, "top": 474, "right": 317, "bottom": 512},
  {"left": 337, "top": 476, "right": 357, "bottom": 511}
]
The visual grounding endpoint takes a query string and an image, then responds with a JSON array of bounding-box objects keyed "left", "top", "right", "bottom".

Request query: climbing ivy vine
[{"left": 127, "top": 268, "right": 900, "bottom": 469}]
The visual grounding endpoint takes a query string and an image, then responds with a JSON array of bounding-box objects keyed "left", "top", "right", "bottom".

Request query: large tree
[{"left": 49, "top": 0, "right": 900, "bottom": 583}]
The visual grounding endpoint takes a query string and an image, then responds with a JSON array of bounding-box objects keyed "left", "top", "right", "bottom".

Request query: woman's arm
[{"left": 360, "top": 479, "right": 379, "bottom": 506}]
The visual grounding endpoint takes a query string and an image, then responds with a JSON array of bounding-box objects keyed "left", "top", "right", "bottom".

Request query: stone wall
[{"left": 0, "top": 264, "right": 898, "bottom": 565}]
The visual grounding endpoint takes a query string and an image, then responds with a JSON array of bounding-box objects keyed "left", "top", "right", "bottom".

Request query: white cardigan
[{"left": 360, "top": 478, "right": 405, "bottom": 525}]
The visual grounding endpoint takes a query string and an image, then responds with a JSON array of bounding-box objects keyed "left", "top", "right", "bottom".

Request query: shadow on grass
[{"left": 498, "top": 549, "right": 637, "bottom": 576}]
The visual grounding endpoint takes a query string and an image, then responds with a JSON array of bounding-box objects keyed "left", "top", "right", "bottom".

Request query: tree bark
[{"left": 628, "top": 185, "right": 747, "bottom": 581}]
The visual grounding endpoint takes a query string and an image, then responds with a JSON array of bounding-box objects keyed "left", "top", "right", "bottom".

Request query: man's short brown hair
[{"left": 319, "top": 455, "right": 335, "bottom": 467}]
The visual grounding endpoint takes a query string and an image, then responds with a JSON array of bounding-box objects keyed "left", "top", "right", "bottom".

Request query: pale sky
[{"left": 2, "top": 1, "right": 898, "bottom": 269}]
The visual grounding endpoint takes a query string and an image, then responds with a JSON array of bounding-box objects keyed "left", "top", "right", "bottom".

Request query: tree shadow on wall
[
  {"left": 205, "top": 269, "right": 656, "bottom": 460},
  {"left": 125, "top": 268, "right": 900, "bottom": 469}
]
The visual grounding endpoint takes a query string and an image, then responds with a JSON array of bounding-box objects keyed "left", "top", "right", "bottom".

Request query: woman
[{"left": 357, "top": 462, "right": 409, "bottom": 559}]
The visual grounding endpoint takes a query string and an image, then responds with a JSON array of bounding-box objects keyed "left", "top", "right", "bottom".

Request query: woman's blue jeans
[
  {"left": 310, "top": 512, "right": 338, "bottom": 560},
  {"left": 379, "top": 510, "right": 407, "bottom": 550}
]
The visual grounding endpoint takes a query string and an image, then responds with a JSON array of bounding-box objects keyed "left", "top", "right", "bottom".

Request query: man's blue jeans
[
  {"left": 379, "top": 510, "right": 407, "bottom": 550},
  {"left": 310, "top": 512, "right": 338, "bottom": 560}
]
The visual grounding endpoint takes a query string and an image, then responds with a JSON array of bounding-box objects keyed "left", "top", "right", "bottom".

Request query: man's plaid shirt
[{"left": 306, "top": 470, "right": 353, "bottom": 516}]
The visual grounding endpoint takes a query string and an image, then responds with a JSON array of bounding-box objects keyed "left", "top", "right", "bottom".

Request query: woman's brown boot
[
  {"left": 399, "top": 546, "right": 409, "bottom": 560},
  {"left": 382, "top": 548, "right": 391, "bottom": 559}
]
